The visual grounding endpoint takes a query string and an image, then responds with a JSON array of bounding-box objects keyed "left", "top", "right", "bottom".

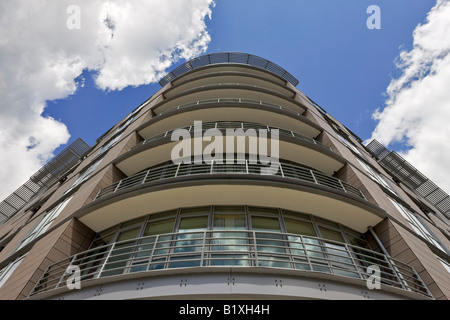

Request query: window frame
[
  {"left": 357, "top": 159, "right": 398, "bottom": 195},
  {"left": 0, "top": 255, "right": 26, "bottom": 288},
  {"left": 15, "top": 197, "right": 72, "bottom": 252},
  {"left": 389, "top": 197, "right": 447, "bottom": 253}
]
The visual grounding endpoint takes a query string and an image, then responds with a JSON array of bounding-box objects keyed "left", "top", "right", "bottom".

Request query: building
[{"left": 0, "top": 52, "right": 449, "bottom": 300}]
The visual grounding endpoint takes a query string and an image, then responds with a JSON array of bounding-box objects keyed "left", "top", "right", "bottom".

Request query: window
[
  {"left": 64, "top": 159, "right": 102, "bottom": 194},
  {"left": 0, "top": 255, "right": 26, "bottom": 288},
  {"left": 337, "top": 133, "right": 363, "bottom": 157},
  {"left": 113, "top": 115, "right": 136, "bottom": 136},
  {"left": 95, "top": 133, "right": 122, "bottom": 158},
  {"left": 358, "top": 159, "right": 398, "bottom": 195},
  {"left": 389, "top": 197, "right": 446, "bottom": 252},
  {"left": 16, "top": 197, "right": 72, "bottom": 252}
]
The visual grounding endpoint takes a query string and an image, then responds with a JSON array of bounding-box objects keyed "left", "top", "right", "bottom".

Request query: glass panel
[
  {"left": 284, "top": 219, "right": 316, "bottom": 256},
  {"left": 91, "top": 233, "right": 114, "bottom": 248},
  {"left": 144, "top": 218, "right": 175, "bottom": 236},
  {"left": 319, "top": 227, "right": 358, "bottom": 277},
  {"left": 168, "top": 255, "right": 201, "bottom": 268},
  {"left": 257, "top": 255, "right": 291, "bottom": 268},
  {"left": 175, "top": 216, "right": 207, "bottom": 254},
  {"left": 121, "top": 217, "right": 145, "bottom": 229},
  {"left": 282, "top": 210, "right": 311, "bottom": 221},
  {"left": 214, "top": 206, "right": 245, "bottom": 215},
  {"left": 178, "top": 216, "right": 208, "bottom": 232},
  {"left": 212, "top": 214, "right": 248, "bottom": 254},
  {"left": 304, "top": 237, "right": 326, "bottom": 260},
  {"left": 314, "top": 217, "right": 339, "bottom": 229},
  {"left": 346, "top": 234, "right": 369, "bottom": 249},
  {"left": 251, "top": 216, "right": 285, "bottom": 254},
  {"left": 319, "top": 227, "right": 344, "bottom": 242},
  {"left": 101, "top": 227, "right": 141, "bottom": 277},
  {"left": 251, "top": 216, "right": 281, "bottom": 232},
  {"left": 116, "top": 227, "right": 141, "bottom": 242},
  {"left": 213, "top": 214, "right": 246, "bottom": 230},
  {"left": 285, "top": 219, "right": 316, "bottom": 236},
  {"left": 209, "top": 254, "right": 250, "bottom": 266}
]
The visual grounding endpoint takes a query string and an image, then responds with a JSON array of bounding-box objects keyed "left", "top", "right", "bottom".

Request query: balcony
[
  {"left": 76, "top": 158, "right": 385, "bottom": 233},
  {"left": 138, "top": 98, "right": 322, "bottom": 141},
  {"left": 152, "top": 84, "right": 307, "bottom": 115},
  {"left": 96, "top": 160, "right": 363, "bottom": 201},
  {"left": 134, "top": 121, "right": 330, "bottom": 153},
  {"left": 117, "top": 120, "right": 345, "bottom": 177},
  {"left": 164, "top": 71, "right": 296, "bottom": 99},
  {"left": 159, "top": 52, "right": 299, "bottom": 87},
  {"left": 29, "top": 230, "right": 432, "bottom": 299}
]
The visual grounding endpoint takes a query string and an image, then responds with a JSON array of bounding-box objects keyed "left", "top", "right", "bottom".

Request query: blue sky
[
  {"left": 2, "top": 0, "right": 450, "bottom": 200},
  {"left": 45, "top": 0, "right": 436, "bottom": 149}
]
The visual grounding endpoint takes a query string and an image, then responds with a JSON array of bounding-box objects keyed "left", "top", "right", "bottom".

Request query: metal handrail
[
  {"left": 158, "top": 52, "right": 299, "bottom": 87},
  {"left": 93, "top": 160, "right": 365, "bottom": 201},
  {"left": 29, "top": 230, "right": 432, "bottom": 298},
  {"left": 132, "top": 120, "right": 330, "bottom": 152},
  {"left": 156, "top": 97, "right": 305, "bottom": 119}
]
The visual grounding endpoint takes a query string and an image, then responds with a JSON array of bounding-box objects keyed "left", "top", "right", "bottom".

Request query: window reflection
[{"left": 87, "top": 206, "right": 373, "bottom": 276}]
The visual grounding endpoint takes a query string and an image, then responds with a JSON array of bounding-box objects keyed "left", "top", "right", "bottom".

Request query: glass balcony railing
[
  {"left": 29, "top": 230, "right": 432, "bottom": 298},
  {"left": 93, "top": 160, "right": 365, "bottom": 202}
]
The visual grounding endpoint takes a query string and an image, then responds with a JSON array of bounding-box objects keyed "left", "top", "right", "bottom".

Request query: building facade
[{"left": 0, "top": 52, "right": 449, "bottom": 300}]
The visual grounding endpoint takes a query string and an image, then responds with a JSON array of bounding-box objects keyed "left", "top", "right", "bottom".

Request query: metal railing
[
  {"left": 93, "top": 161, "right": 365, "bottom": 201},
  {"left": 156, "top": 98, "right": 305, "bottom": 119},
  {"left": 29, "top": 230, "right": 432, "bottom": 298},
  {"left": 158, "top": 52, "right": 299, "bottom": 87},
  {"left": 132, "top": 121, "right": 330, "bottom": 152}
]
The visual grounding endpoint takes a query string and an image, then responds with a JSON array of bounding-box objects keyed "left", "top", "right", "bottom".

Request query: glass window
[
  {"left": 101, "top": 226, "right": 141, "bottom": 277},
  {"left": 16, "top": 197, "right": 72, "bottom": 252},
  {"left": 284, "top": 219, "right": 316, "bottom": 237},
  {"left": 314, "top": 217, "right": 340, "bottom": 229},
  {"left": 251, "top": 216, "right": 281, "bottom": 232},
  {"left": 319, "top": 227, "right": 344, "bottom": 242},
  {"left": 144, "top": 218, "right": 175, "bottom": 236},
  {"left": 0, "top": 255, "right": 26, "bottom": 288},
  {"left": 178, "top": 216, "right": 208, "bottom": 233},
  {"left": 211, "top": 209, "right": 249, "bottom": 265},
  {"left": 337, "top": 133, "right": 363, "bottom": 156},
  {"left": 172, "top": 214, "right": 208, "bottom": 268},
  {"left": 213, "top": 214, "right": 246, "bottom": 230},
  {"left": 389, "top": 198, "right": 446, "bottom": 253},
  {"left": 64, "top": 159, "right": 102, "bottom": 194},
  {"left": 357, "top": 159, "right": 398, "bottom": 195}
]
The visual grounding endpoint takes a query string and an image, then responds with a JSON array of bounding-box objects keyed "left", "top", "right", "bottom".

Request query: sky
[{"left": 1, "top": 0, "right": 449, "bottom": 202}]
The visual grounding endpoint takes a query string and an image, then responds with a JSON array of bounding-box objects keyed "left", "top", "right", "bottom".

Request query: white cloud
[
  {"left": 369, "top": 0, "right": 450, "bottom": 194},
  {"left": 0, "top": 0, "right": 214, "bottom": 201}
]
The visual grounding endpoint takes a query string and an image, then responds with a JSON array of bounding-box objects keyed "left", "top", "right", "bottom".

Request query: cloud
[
  {"left": 0, "top": 0, "right": 215, "bottom": 201},
  {"left": 369, "top": 0, "right": 450, "bottom": 194}
]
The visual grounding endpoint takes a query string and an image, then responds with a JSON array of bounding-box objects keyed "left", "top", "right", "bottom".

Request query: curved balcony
[
  {"left": 96, "top": 160, "right": 364, "bottom": 201},
  {"left": 77, "top": 159, "right": 384, "bottom": 233},
  {"left": 138, "top": 98, "right": 322, "bottom": 141},
  {"left": 152, "top": 83, "right": 306, "bottom": 115},
  {"left": 29, "top": 230, "right": 432, "bottom": 299},
  {"left": 134, "top": 120, "right": 329, "bottom": 153},
  {"left": 159, "top": 52, "right": 299, "bottom": 87},
  {"left": 164, "top": 71, "right": 296, "bottom": 99},
  {"left": 117, "top": 121, "right": 345, "bottom": 177}
]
